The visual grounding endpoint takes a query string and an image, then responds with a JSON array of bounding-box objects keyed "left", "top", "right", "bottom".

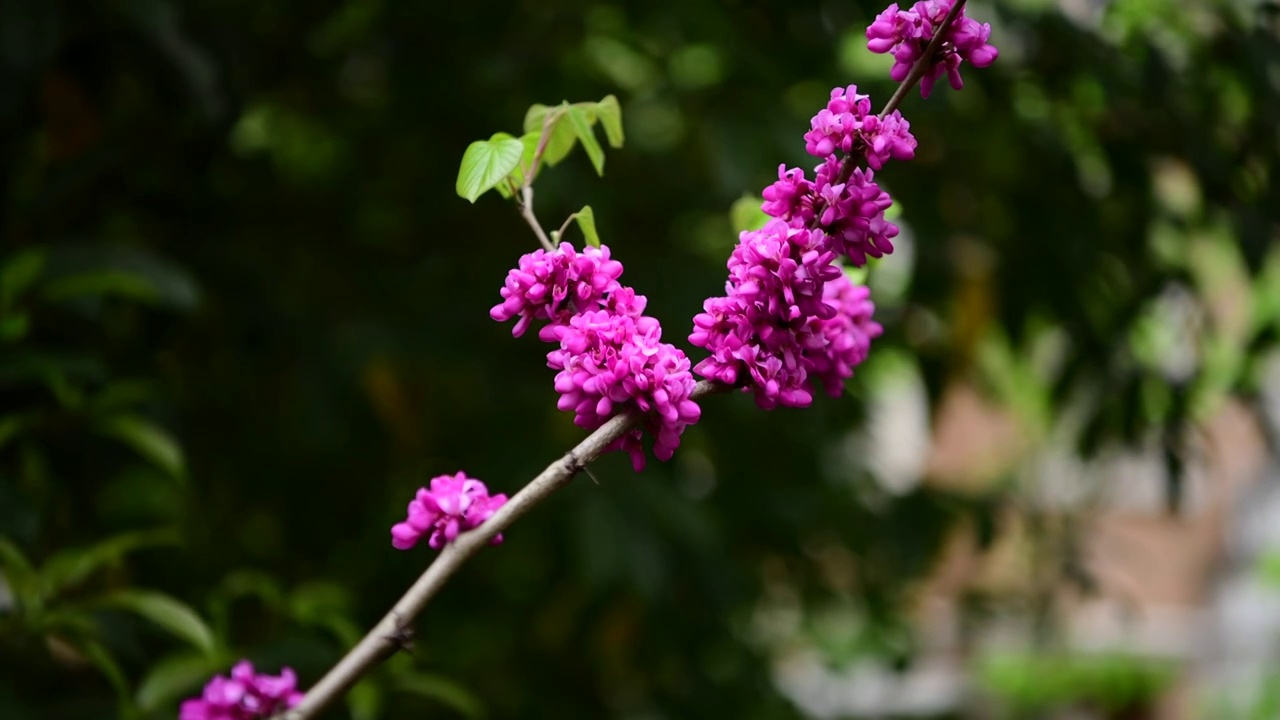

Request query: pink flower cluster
[
  {"left": 548, "top": 310, "right": 701, "bottom": 471},
  {"left": 180, "top": 661, "right": 303, "bottom": 720},
  {"left": 866, "top": 0, "right": 999, "bottom": 97},
  {"left": 493, "top": 243, "right": 701, "bottom": 470},
  {"left": 802, "top": 85, "right": 917, "bottom": 170},
  {"left": 690, "top": 222, "right": 883, "bottom": 409},
  {"left": 490, "top": 243, "right": 624, "bottom": 340},
  {"left": 763, "top": 156, "right": 900, "bottom": 266},
  {"left": 690, "top": 84, "right": 901, "bottom": 407},
  {"left": 391, "top": 472, "right": 508, "bottom": 550},
  {"left": 689, "top": 2, "right": 996, "bottom": 407}
]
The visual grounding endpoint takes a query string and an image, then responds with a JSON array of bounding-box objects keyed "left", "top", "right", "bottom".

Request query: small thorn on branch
[{"left": 565, "top": 450, "right": 600, "bottom": 484}]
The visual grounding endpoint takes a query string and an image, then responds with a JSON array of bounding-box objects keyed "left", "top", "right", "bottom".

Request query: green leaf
[
  {"left": 565, "top": 103, "right": 605, "bottom": 176},
  {"left": 455, "top": 137, "right": 525, "bottom": 203},
  {"left": 0, "top": 249, "right": 46, "bottom": 309},
  {"left": 394, "top": 672, "right": 485, "bottom": 718},
  {"left": 596, "top": 95, "right": 624, "bottom": 148},
  {"left": 40, "top": 270, "right": 161, "bottom": 305},
  {"left": 80, "top": 639, "right": 141, "bottom": 719},
  {"left": 94, "top": 415, "right": 185, "bottom": 480},
  {"left": 491, "top": 132, "right": 539, "bottom": 198},
  {"left": 730, "top": 194, "right": 769, "bottom": 233},
  {"left": 136, "top": 652, "right": 218, "bottom": 712},
  {"left": 523, "top": 104, "right": 577, "bottom": 167},
  {"left": 40, "top": 528, "right": 180, "bottom": 598},
  {"left": 570, "top": 206, "right": 600, "bottom": 248},
  {"left": 0, "top": 537, "right": 41, "bottom": 613},
  {"left": 97, "top": 590, "right": 216, "bottom": 657},
  {"left": 39, "top": 244, "right": 199, "bottom": 312}
]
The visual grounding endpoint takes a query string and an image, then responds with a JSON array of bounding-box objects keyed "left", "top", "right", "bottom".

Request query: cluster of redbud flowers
[
  {"left": 868, "top": 0, "right": 999, "bottom": 96},
  {"left": 390, "top": 471, "right": 509, "bottom": 551},
  {"left": 492, "top": 243, "right": 702, "bottom": 472},
  {"left": 690, "top": 0, "right": 996, "bottom": 409},
  {"left": 179, "top": 661, "right": 303, "bottom": 720}
]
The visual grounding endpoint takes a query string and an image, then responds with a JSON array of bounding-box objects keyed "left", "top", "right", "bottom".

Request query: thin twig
[
  {"left": 519, "top": 185, "right": 557, "bottom": 252},
  {"left": 278, "top": 380, "right": 726, "bottom": 720}
]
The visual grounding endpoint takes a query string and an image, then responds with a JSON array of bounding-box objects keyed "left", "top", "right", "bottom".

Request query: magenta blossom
[
  {"left": 865, "top": 0, "right": 999, "bottom": 97},
  {"left": 807, "top": 273, "right": 884, "bottom": 398},
  {"left": 801, "top": 85, "right": 917, "bottom": 168},
  {"left": 547, "top": 310, "right": 701, "bottom": 471},
  {"left": 490, "top": 242, "right": 625, "bottom": 340},
  {"left": 179, "top": 661, "right": 303, "bottom": 720},
  {"left": 689, "top": 220, "right": 880, "bottom": 409},
  {"left": 390, "top": 472, "right": 508, "bottom": 550},
  {"left": 762, "top": 158, "right": 899, "bottom": 268}
]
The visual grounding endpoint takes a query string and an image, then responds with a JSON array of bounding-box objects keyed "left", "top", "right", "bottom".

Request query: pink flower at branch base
[
  {"left": 865, "top": 0, "right": 999, "bottom": 97},
  {"left": 390, "top": 472, "right": 508, "bottom": 551},
  {"left": 179, "top": 660, "right": 303, "bottom": 720}
]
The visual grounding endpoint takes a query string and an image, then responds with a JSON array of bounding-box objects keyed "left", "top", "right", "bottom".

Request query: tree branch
[
  {"left": 279, "top": 8, "right": 972, "bottom": 715},
  {"left": 279, "top": 379, "right": 728, "bottom": 719}
]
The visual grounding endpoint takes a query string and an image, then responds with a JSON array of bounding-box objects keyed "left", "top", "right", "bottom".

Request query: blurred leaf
[
  {"left": 568, "top": 206, "right": 600, "bottom": 248},
  {"left": 37, "top": 243, "right": 199, "bottom": 312},
  {"left": 0, "top": 537, "right": 40, "bottom": 613},
  {"left": 40, "top": 270, "right": 161, "bottom": 305},
  {"left": 40, "top": 528, "right": 180, "bottom": 598},
  {"left": 219, "top": 569, "right": 286, "bottom": 609},
  {"left": 93, "top": 415, "right": 185, "bottom": 480},
  {"left": 455, "top": 137, "right": 524, "bottom": 203},
  {"left": 96, "top": 590, "right": 216, "bottom": 657},
  {"left": 1258, "top": 550, "right": 1280, "bottom": 589},
  {"left": 523, "top": 103, "right": 577, "bottom": 166},
  {"left": 0, "top": 313, "right": 30, "bottom": 342},
  {"left": 347, "top": 677, "right": 383, "bottom": 720},
  {"left": 289, "top": 580, "right": 361, "bottom": 645},
  {"left": 565, "top": 104, "right": 605, "bottom": 176},
  {"left": 80, "top": 638, "right": 140, "bottom": 719},
  {"left": 393, "top": 672, "right": 485, "bottom": 718},
  {"left": 135, "top": 651, "right": 217, "bottom": 713},
  {"left": 0, "top": 414, "right": 33, "bottom": 454},
  {"left": 730, "top": 194, "right": 768, "bottom": 233},
  {"left": 596, "top": 94, "right": 624, "bottom": 148},
  {"left": 0, "top": 249, "right": 45, "bottom": 308},
  {"left": 88, "top": 379, "right": 158, "bottom": 415}
]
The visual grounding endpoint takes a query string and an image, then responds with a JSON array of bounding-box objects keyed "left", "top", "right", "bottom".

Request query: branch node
[
  {"left": 565, "top": 450, "right": 600, "bottom": 484},
  {"left": 385, "top": 612, "right": 416, "bottom": 655}
]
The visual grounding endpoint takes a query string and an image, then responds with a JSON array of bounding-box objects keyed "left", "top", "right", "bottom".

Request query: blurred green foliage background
[{"left": 2, "top": 0, "right": 1279, "bottom": 718}]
